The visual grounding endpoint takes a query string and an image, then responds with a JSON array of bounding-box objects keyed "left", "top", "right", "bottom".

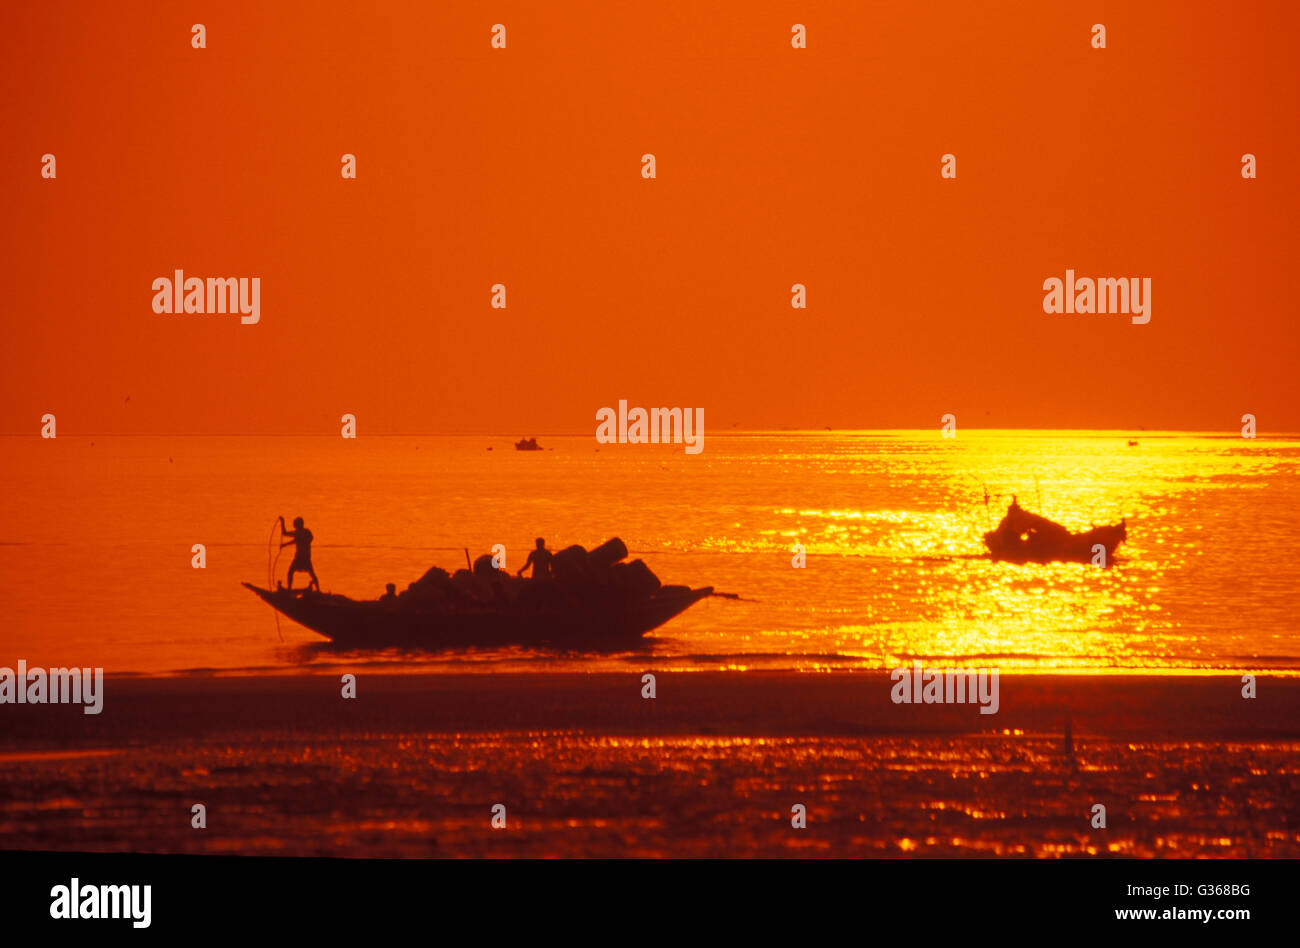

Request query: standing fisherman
[
  {"left": 280, "top": 516, "right": 320, "bottom": 591},
  {"left": 516, "top": 537, "right": 554, "bottom": 580}
]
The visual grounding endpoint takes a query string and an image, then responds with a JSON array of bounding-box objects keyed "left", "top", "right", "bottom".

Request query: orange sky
[{"left": 2, "top": 1, "right": 1297, "bottom": 434}]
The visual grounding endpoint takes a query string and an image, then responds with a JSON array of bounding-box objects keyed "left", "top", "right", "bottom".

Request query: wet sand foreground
[{"left": 2, "top": 673, "right": 1297, "bottom": 857}]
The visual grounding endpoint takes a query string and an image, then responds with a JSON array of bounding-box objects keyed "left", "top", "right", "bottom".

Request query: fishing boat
[
  {"left": 983, "top": 500, "right": 1126, "bottom": 564},
  {"left": 515, "top": 437, "right": 542, "bottom": 451},
  {"left": 244, "top": 537, "right": 713, "bottom": 649}
]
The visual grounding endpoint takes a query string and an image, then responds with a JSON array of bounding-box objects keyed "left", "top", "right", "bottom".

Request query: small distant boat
[
  {"left": 983, "top": 500, "right": 1126, "bottom": 565},
  {"left": 515, "top": 437, "right": 542, "bottom": 451},
  {"left": 245, "top": 537, "right": 713, "bottom": 649},
  {"left": 1128, "top": 440, "right": 1139, "bottom": 446}
]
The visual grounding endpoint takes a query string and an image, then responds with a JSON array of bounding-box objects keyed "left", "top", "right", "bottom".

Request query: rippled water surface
[
  {"left": 1, "top": 431, "right": 1296, "bottom": 674},
  {"left": 4, "top": 732, "right": 1296, "bottom": 857}
]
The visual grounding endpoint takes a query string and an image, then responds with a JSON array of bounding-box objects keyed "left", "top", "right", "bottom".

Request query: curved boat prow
[{"left": 243, "top": 582, "right": 283, "bottom": 607}]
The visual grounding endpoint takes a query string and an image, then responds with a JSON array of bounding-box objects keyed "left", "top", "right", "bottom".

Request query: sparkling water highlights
[{"left": 0, "top": 431, "right": 1296, "bottom": 675}]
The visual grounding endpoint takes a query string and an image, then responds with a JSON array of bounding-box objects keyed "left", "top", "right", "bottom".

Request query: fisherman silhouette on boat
[
  {"left": 280, "top": 516, "right": 320, "bottom": 591},
  {"left": 516, "top": 537, "right": 554, "bottom": 580}
]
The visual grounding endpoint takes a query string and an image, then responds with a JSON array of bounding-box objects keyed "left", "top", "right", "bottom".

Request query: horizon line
[{"left": 1, "top": 427, "right": 1294, "bottom": 438}]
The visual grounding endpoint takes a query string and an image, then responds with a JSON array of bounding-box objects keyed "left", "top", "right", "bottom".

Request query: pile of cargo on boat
[{"left": 244, "top": 537, "right": 713, "bottom": 650}]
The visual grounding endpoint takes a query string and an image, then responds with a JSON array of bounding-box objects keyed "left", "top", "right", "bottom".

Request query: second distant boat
[{"left": 983, "top": 498, "right": 1126, "bottom": 564}]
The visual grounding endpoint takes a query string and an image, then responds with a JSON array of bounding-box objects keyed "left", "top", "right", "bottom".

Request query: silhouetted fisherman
[
  {"left": 516, "top": 537, "right": 554, "bottom": 580},
  {"left": 280, "top": 516, "right": 319, "bottom": 591}
]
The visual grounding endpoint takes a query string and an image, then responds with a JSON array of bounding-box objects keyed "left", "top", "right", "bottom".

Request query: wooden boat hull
[{"left": 243, "top": 582, "right": 713, "bottom": 649}]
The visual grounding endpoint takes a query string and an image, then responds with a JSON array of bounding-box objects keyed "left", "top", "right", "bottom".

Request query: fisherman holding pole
[{"left": 280, "top": 516, "right": 320, "bottom": 592}]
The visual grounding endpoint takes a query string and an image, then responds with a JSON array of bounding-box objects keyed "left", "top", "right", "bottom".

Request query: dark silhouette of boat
[
  {"left": 244, "top": 537, "right": 712, "bottom": 649},
  {"left": 515, "top": 437, "right": 542, "bottom": 451},
  {"left": 983, "top": 500, "right": 1126, "bottom": 565}
]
